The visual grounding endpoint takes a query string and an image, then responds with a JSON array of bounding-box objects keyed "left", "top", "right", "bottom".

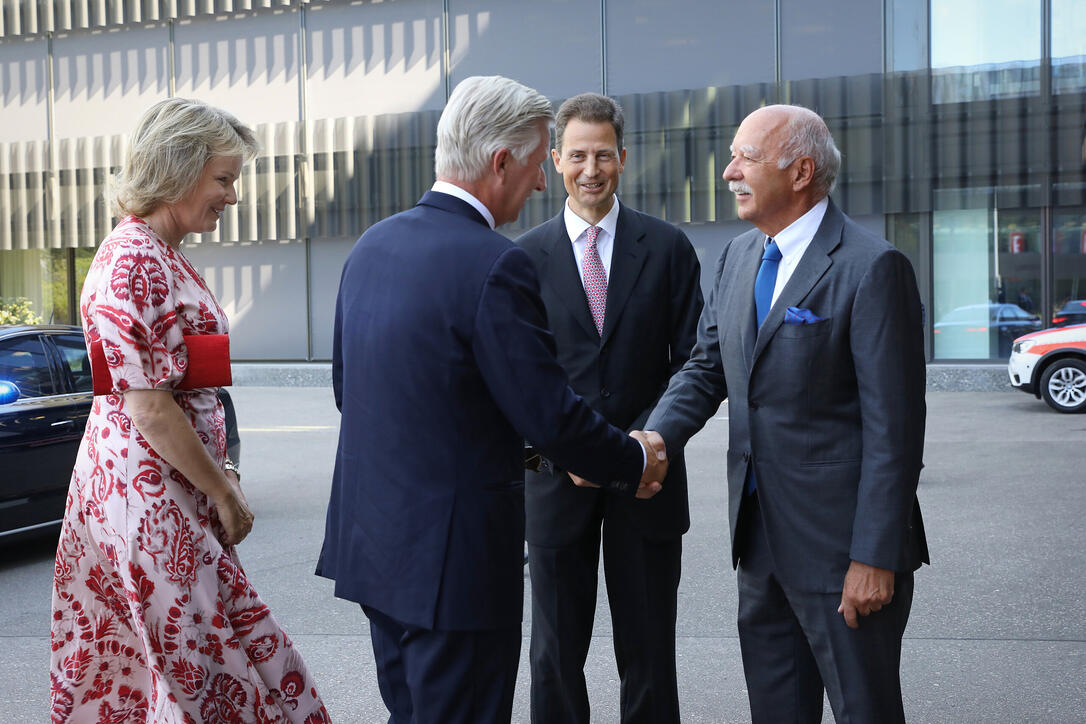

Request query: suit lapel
[
  {"left": 538, "top": 214, "right": 600, "bottom": 339},
  {"left": 600, "top": 206, "right": 648, "bottom": 347},
  {"left": 730, "top": 234, "right": 764, "bottom": 371},
  {"left": 752, "top": 200, "right": 845, "bottom": 366}
]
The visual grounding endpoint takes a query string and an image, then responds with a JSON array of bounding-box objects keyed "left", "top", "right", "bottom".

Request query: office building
[{"left": 1, "top": 0, "right": 1083, "bottom": 362}]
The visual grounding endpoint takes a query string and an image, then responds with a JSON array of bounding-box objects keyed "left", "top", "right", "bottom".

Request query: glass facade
[
  {"left": 0, "top": 248, "right": 93, "bottom": 325},
  {"left": 1052, "top": 0, "right": 1086, "bottom": 95},
  {"left": 0, "top": 0, "right": 1083, "bottom": 361},
  {"left": 930, "top": 0, "right": 1041, "bottom": 103}
]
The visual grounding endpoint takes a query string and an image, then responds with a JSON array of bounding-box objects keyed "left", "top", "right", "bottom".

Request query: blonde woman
[{"left": 50, "top": 98, "right": 330, "bottom": 723}]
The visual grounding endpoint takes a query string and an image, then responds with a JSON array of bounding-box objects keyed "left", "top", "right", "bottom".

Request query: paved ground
[{"left": 2, "top": 388, "right": 1085, "bottom": 722}]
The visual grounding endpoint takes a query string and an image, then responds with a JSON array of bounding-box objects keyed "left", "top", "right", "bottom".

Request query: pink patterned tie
[{"left": 581, "top": 225, "right": 607, "bottom": 336}]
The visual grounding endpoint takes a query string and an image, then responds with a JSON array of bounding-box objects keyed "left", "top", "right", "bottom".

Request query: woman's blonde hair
[{"left": 114, "top": 98, "right": 259, "bottom": 217}]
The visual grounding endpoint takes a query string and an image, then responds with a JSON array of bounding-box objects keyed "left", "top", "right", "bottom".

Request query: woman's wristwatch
[{"left": 223, "top": 459, "right": 241, "bottom": 482}]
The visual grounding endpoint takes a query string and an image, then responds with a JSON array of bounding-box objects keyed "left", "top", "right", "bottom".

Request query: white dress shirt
[
  {"left": 767, "top": 197, "right": 829, "bottom": 307},
  {"left": 431, "top": 180, "right": 496, "bottom": 230},
  {"left": 564, "top": 197, "right": 621, "bottom": 287}
]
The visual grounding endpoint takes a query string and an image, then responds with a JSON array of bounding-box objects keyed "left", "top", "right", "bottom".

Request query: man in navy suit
[
  {"left": 645, "top": 104, "right": 928, "bottom": 723},
  {"left": 316, "top": 76, "right": 669, "bottom": 724},
  {"left": 517, "top": 93, "right": 703, "bottom": 723}
]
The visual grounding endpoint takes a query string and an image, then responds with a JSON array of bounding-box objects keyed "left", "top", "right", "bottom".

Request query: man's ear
[
  {"left": 792, "top": 156, "right": 815, "bottom": 192},
  {"left": 492, "top": 148, "right": 512, "bottom": 182},
  {"left": 552, "top": 148, "right": 562, "bottom": 172}
]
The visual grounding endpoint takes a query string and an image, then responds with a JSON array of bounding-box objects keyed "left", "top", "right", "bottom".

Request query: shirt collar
[
  {"left": 563, "top": 196, "right": 621, "bottom": 243},
  {"left": 431, "top": 180, "right": 496, "bottom": 229},
  {"left": 767, "top": 196, "right": 829, "bottom": 260}
]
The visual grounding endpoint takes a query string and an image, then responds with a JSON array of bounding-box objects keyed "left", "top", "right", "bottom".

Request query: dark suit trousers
[
  {"left": 734, "top": 494, "right": 913, "bottom": 724},
  {"left": 528, "top": 505, "right": 682, "bottom": 724},
  {"left": 364, "top": 604, "right": 521, "bottom": 724}
]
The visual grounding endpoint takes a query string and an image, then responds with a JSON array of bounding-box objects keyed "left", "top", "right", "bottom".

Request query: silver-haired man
[
  {"left": 317, "top": 75, "right": 668, "bottom": 724},
  {"left": 646, "top": 104, "right": 928, "bottom": 722}
]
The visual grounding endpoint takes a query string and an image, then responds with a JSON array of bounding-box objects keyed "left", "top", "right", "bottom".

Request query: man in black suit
[
  {"left": 317, "top": 77, "right": 669, "bottom": 724},
  {"left": 517, "top": 93, "right": 703, "bottom": 724},
  {"left": 646, "top": 104, "right": 928, "bottom": 723}
]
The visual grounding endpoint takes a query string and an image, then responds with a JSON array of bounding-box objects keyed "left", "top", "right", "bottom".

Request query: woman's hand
[
  {"left": 214, "top": 481, "right": 254, "bottom": 546},
  {"left": 224, "top": 468, "right": 249, "bottom": 509},
  {"left": 125, "top": 389, "right": 255, "bottom": 545}
]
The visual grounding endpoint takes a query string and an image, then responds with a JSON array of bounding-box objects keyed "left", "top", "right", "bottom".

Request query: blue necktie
[
  {"left": 754, "top": 239, "right": 782, "bottom": 328},
  {"left": 746, "top": 238, "right": 781, "bottom": 495}
]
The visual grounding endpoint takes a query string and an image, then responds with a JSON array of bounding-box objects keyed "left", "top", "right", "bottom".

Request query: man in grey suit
[{"left": 645, "top": 104, "right": 928, "bottom": 723}]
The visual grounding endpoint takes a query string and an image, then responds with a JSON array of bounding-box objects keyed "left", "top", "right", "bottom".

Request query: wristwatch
[{"left": 223, "top": 459, "right": 241, "bottom": 482}]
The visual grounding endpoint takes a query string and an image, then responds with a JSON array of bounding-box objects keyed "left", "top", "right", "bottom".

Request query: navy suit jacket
[
  {"left": 517, "top": 204, "right": 703, "bottom": 544},
  {"left": 317, "top": 191, "right": 645, "bottom": 630},
  {"left": 647, "top": 199, "right": 929, "bottom": 592}
]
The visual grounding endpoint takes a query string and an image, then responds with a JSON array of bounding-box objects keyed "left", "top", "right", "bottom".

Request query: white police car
[{"left": 1008, "top": 324, "right": 1086, "bottom": 413}]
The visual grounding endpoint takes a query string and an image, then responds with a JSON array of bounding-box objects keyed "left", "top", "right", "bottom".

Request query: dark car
[
  {"left": 1051, "top": 300, "right": 1086, "bottom": 328},
  {"left": 933, "top": 302, "right": 1042, "bottom": 358},
  {"left": 0, "top": 324, "right": 240, "bottom": 541}
]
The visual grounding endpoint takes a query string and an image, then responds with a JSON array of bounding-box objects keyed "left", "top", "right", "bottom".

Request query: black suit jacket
[
  {"left": 517, "top": 203, "right": 703, "bottom": 544},
  {"left": 647, "top": 199, "right": 929, "bottom": 592},
  {"left": 317, "top": 191, "right": 646, "bottom": 630}
]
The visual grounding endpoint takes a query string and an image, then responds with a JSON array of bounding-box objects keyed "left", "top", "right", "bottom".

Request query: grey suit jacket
[{"left": 647, "top": 199, "right": 928, "bottom": 592}]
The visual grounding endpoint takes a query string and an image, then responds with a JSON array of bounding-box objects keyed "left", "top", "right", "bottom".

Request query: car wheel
[{"left": 1040, "top": 358, "right": 1086, "bottom": 413}]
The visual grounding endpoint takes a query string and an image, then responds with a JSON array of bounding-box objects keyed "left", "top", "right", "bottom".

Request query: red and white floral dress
[{"left": 50, "top": 217, "right": 330, "bottom": 724}]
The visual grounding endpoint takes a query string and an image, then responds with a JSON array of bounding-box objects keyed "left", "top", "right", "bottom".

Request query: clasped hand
[
  {"left": 569, "top": 430, "right": 668, "bottom": 499},
  {"left": 215, "top": 469, "right": 255, "bottom": 547}
]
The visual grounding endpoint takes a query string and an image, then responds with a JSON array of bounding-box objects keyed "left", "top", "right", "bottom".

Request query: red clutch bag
[{"left": 89, "top": 334, "right": 232, "bottom": 396}]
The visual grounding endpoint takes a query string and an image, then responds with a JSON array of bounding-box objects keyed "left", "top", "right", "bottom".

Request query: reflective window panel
[
  {"left": 931, "top": 0, "right": 1041, "bottom": 103},
  {"left": 933, "top": 188, "right": 1042, "bottom": 360}
]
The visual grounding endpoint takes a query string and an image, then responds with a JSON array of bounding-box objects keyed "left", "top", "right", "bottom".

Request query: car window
[
  {"left": 53, "top": 333, "right": 93, "bottom": 393},
  {"left": 0, "top": 335, "right": 56, "bottom": 398}
]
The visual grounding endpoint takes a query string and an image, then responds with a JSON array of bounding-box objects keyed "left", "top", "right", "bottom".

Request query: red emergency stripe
[{"left": 1028, "top": 339, "right": 1086, "bottom": 356}]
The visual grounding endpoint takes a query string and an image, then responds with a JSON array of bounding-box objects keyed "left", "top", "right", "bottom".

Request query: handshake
[{"left": 570, "top": 430, "right": 669, "bottom": 499}]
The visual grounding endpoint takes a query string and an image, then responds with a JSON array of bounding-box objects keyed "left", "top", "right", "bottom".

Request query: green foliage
[{"left": 0, "top": 297, "right": 43, "bottom": 325}]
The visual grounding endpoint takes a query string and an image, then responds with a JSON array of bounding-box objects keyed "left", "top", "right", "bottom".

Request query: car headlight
[{"left": 1012, "top": 339, "right": 1036, "bottom": 354}]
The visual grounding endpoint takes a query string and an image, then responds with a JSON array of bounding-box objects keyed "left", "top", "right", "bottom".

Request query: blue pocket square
[{"left": 784, "top": 306, "right": 825, "bottom": 325}]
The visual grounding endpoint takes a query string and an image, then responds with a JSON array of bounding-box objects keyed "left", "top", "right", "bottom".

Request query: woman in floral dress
[{"left": 50, "top": 98, "right": 330, "bottom": 723}]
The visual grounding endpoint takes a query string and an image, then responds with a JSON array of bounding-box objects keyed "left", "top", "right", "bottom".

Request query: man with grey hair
[
  {"left": 317, "top": 75, "right": 668, "bottom": 724},
  {"left": 645, "top": 104, "right": 929, "bottom": 722}
]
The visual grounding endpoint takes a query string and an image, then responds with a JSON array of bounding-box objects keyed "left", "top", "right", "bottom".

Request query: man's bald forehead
[{"left": 755, "top": 104, "right": 827, "bottom": 130}]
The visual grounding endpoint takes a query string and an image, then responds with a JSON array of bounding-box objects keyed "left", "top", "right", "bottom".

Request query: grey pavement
[{"left": 2, "top": 388, "right": 1085, "bottom": 722}]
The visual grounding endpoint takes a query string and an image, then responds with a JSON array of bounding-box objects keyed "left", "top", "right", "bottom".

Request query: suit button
[
  {"left": 742, "top": 451, "right": 750, "bottom": 462},
  {"left": 749, "top": 402, "right": 758, "bottom": 411},
  {"left": 601, "top": 388, "right": 611, "bottom": 399}
]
